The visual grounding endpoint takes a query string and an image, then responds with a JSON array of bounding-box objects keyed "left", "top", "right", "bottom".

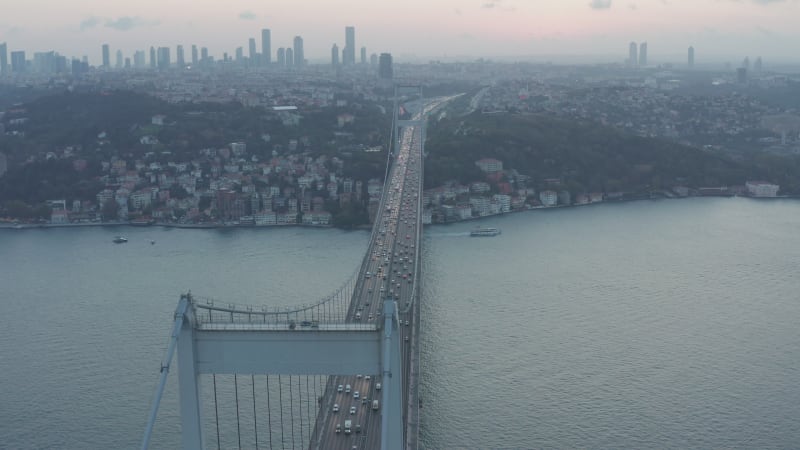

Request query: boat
[
  {"left": 112, "top": 236, "right": 128, "bottom": 244},
  {"left": 470, "top": 226, "right": 501, "bottom": 237}
]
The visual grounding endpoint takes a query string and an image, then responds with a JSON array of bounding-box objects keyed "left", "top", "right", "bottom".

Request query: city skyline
[{"left": 0, "top": 0, "right": 799, "bottom": 65}]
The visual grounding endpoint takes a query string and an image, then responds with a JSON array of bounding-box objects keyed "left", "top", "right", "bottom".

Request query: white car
[
  {"left": 349, "top": 406, "right": 356, "bottom": 415},
  {"left": 353, "top": 391, "right": 360, "bottom": 399},
  {"left": 337, "top": 385, "right": 343, "bottom": 393},
  {"left": 333, "top": 403, "right": 340, "bottom": 412}
]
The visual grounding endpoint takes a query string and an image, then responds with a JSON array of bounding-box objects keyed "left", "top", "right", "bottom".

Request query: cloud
[
  {"left": 589, "top": 0, "right": 613, "bottom": 9},
  {"left": 239, "top": 10, "right": 257, "bottom": 20},
  {"left": 755, "top": 25, "right": 775, "bottom": 35},
  {"left": 454, "top": 8, "right": 462, "bottom": 15},
  {"left": 104, "top": 16, "right": 159, "bottom": 31},
  {"left": 481, "top": 0, "right": 515, "bottom": 11},
  {"left": 628, "top": 3, "right": 637, "bottom": 9},
  {"left": 79, "top": 16, "right": 102, "bottom": 31}
]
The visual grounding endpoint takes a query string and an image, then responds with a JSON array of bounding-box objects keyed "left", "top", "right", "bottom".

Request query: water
[{"left": 1, "top": 198, "right": 799, "bottom": 449}]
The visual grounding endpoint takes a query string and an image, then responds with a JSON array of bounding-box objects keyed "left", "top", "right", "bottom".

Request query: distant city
[
  {"left": 0, "top": 25, "right": 778, "bottom": 77},
  {"left": 0, "top": 26, "right": 399, "bottom": 77}
]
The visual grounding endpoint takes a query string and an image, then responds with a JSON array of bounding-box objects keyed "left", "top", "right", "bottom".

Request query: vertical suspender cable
[
  {"left": 289, "top": 375, "right": 295, "bottom": 450},
  {"left": 252, "top": 374, "right": 259, "bottom": 450},
  {"left": 298, "top": 375, "right": 304, "bottom": 445},
  {"left": 278, "top": 375, "right": 285, "bottom": 450},
  {"left": 266, "top": 375, "right": 273, "bottom": 449},
  {"left": 306, "top": 375, "right": 312, "bottom": 440},
  {"left": 235, "top": 374, "right": 242, "bottom": 450},
  {"left": 213, "top": 374, "right": 221, "bottom": 450}
]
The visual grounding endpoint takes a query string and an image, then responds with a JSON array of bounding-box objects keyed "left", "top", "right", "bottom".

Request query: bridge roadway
[{"left": 313, "top": 116, "right": 426, "bottom": 449}]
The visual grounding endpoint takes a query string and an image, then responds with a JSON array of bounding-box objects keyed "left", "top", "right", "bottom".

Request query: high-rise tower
[
  {"left": 248, "top": 38, "right": 257, "bottom": 63},
  {"left": 688, "top": 46, "right": 695, "bottom": 68},
  {"left": 0, "top": 42, "right": 8, "bottom": 74},
  {"left": 102, "top": 44, "right": 110, "bottom": 68},
  {"left": 285, "top": 48, "right": 294, "bottom": 67},
  {"left": 261, "top": 29, "right": 271, "bottom": 65},
  {"left": 379, "top": 53, "right": 393, "bottom": 79},
  {"left": 293, "top": 36, "right": 304, "bottom": 66},
  {"left": 11, "top": 51, "right": 26, "bottom": 73},
  {"left": 191, "top": 45, "right": 198, "bottom": 66},
  {"left": 331, "top": 44, "right": 340, "bottom": 66},
  {"left": 277, "top": 48, "right": 285, "bottom": 66},
  {"left": 639, "top": 42, "right": 647, "bottom": 66},
  {"left": 361, "top": 47, "right": 367, "bottom": 65},
  {"left": 344, "top": 26, "right": 355, "bottom": 65},
  {"left": 628, "top": 42, "right": 637, "bottom": 66},
  {"left": 176, "top": 45, "right": 185, "bottom": 67}
]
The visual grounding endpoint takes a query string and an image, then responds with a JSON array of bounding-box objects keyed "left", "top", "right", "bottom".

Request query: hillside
[{"left": 424, "top": 111, "right": 800, "bottom": 194}]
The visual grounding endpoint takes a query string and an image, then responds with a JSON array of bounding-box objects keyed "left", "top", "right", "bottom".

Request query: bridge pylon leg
[
  {"left": 176, "top": 301, "right": 204, "bottom": 449},
  {"left": 381, "top": 298, "right": 405, "bottom": 450}
]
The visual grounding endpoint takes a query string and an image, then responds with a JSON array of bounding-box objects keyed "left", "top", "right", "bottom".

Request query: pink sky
[{"left": 1, "top": 0, "right": 798, "bottom": 65}]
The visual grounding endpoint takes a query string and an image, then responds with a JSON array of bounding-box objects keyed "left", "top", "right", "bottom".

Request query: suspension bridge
[{"left": 142, "top": 86, "right": 447, "bottom": 450}]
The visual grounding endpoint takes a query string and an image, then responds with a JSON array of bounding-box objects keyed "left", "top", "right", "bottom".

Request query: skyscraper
[
  {"left": 134, "top": 50, "right": 146, "bottom": 68},
  {"left": 201, "top": 47, "right": 209, "bottom": 65},
  {"left": 638, "top": 42, "right": 647, "bottom": 66},
  {"left": 11, "top": 51, "right": 26, "bottom": 73},
  {"left": 176, "top": 45, "right": 185, "bottom": 67},
  {"left": 331, "top": 44, "right": 340, "bottom": 66},
  {"left": 191, "top": 45, "right": 198, "bottom": 66},
  {"left": 157, "top": 47, "right": 170, "bottom": 70},
  {"left": 236, "top": 47, "right": 244, "bottom": 63},
  {"left": 149, "top": 46, "right": 156, "bottom": 68},
  {"left": 285, "top": 48, "right": 294, "bottom": 67},
  {"left": 628, "top": 42, "right": 637, "bottom": 66},
  {"left": 0, "top": 42, "right": 8, "bottom": 74},
  {"left": 293, "top": 36, "right": 304, "bottom": 66},
  {"left": 370, "top": 53, "right": 378, "bottom": 66},
  {"left": 277, "top": 48, "right": 285, "bottom": 66},
  {"left": 361, "top": 47, "right": 367, "bottom": 65},
  {"left": 344, "top": 26, "right": 355, "bottom": 65},
  {"left": 688, "top": 46, "right": 694, "bottom": 68},
  {"left": 754, "top": 56, "right": 762, "bottom": 72},
  {"left": 261, "top": 29, "right": 271, "bottom": 65},
  {"left": 248, "top": 38, "right": 257, "bottom": 63},
  {"left": 379, "top": 53, "right": 393, "bottom": 79},
  {"left": 115, "top": 50, "right": 123, "bottom": 68},
  {"left": 102, "top": 44, "right": 110, "bottom": 68}
]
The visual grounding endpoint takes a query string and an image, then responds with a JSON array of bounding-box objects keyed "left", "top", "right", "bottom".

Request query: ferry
[
  {"left": 470, "top": 226, "right": 501, "bottom": 237},
  {"left": 112, "top": 236, "right": 128, "bottom": 244}
]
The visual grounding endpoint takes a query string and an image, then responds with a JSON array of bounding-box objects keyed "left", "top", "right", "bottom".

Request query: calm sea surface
[{"left": 1, "top": 197, "right": 799, "bottom": 449}]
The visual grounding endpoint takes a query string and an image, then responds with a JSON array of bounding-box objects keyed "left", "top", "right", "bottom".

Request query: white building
[
  {"left": 539, "top": 190, "right": 558, "bottom": 207},
  {"left": 745, "top": 181, "right": 779, "bottom": 197}
]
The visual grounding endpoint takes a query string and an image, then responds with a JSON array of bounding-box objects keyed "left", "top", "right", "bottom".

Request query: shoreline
[{"left": 1, "top": 195, "right": 796, "bottom": 231}]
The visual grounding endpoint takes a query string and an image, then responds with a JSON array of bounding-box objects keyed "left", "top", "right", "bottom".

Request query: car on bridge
[{"left": 333, "top": 403, "right": 339, "bottom": 412}]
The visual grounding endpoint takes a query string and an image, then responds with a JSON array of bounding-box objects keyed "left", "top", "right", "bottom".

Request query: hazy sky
[{"left": 1, "top": 0, "right": 798, "bottom": 65}]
